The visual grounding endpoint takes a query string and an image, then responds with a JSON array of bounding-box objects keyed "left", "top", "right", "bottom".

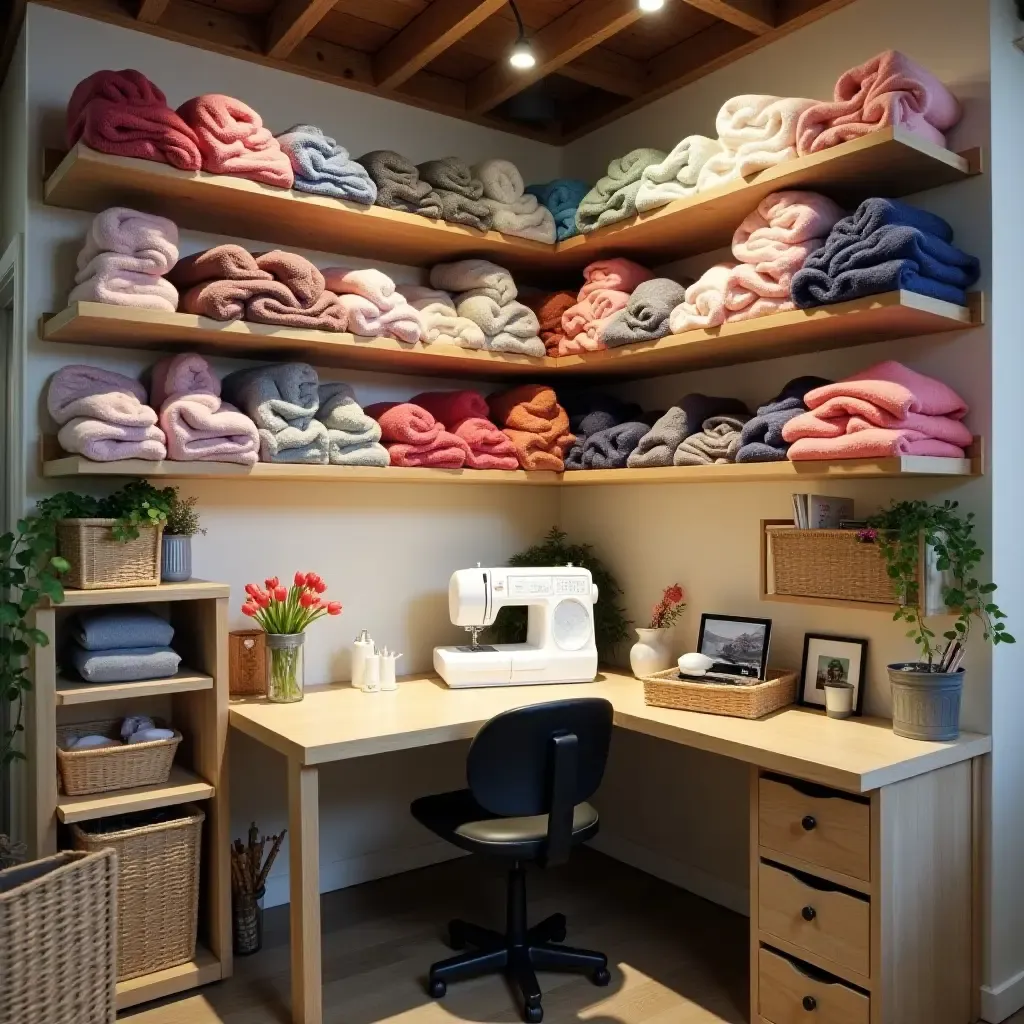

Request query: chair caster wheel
[
  {"left": 524, "top": 1003, "right": 543, "bottom": 1023},
  {"left": 447, "top": 921, "right": 467, "bottom": 949},
  {"left": 591, "top": 967, "right": 611, "bottom": 987},
  {"left": 428, "top": 978, "right": 447, "bottom": 999}
]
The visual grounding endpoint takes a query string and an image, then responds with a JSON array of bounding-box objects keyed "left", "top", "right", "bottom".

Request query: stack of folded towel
[
  {"left": 520, "top": 291, "right": 576, "bottom": 355},
  {"left": 635, "top": 137, "right": 725, "bottom": 213},
  {"left": 674, "top": 413, "right": 752, "bottom": 465},
  {"left": 275, "top": 125, "right": 377, "bottom": 204},
  {"left": 563, "top": 394, "right": 646, "bottom": 470},
  {"left": 69, "top": 608, "right": 181, "bottom": 684},
  {"left": 357, "top": 151, "right": 443, "bottom": 219},
  {"left": 797, "top": 50, "right": 962, "bottom": 155},
  {"left": 66, "top": 69, "right": 202, "bottom": 170},
  {"left": 150, "top": 353, "right": 259, "bottom": 466},
  {"left": 223, "top": 362, "right": 329, "bottom": 464},
  {"left": 416, "top": 158, "right": 491, "bottom": 232},
  {"left": 668, "top": 264, "right": 736, "bottom": 333},
  {"left": 49, "top": 365, "right": 166, "bottom": 462},
  {"left": 697, "top": 95, "right": 816, "bottom": 191},
  {"left": 792, "top": 198, "right": 980, "bottom": 307},
  {"left": 364, "top": 402, "right": 469, "bottom": 468},
  {"left": 487, "top": 385, "right": 574, "bottom": 471},
  {"left": 561, "top": 258, "right": 653, "bottom": 354},
  {"left": 177, "top": 94, "right": 293, "bottom": 188},
  {"left": 429, "top": 260, "right": 544, "bottom": 356},
  {"left": 524, "top": 179, "right": 589, "bottom": 241},
  {"left": 576, "top": 149, "right": 667, "bottom": 234},
  {"left": 781, "top": 360, "right": 972, "bottom": 460},
  {"left": 600, "top": 278, "right": 689, "bottom": 348},
  {"left": 322, "top": 267, "right": 422, "bottom": 344},
  {"left": 411, "top": 391, "right": 519, "bottom": 470},
  {"left": 69, "top": 207, "right": 180, "bottom": 312},
  {"left": 403, "top": 286, "right": 486, "bottom": 350},
  {"left": 628, "top": 394, "right": 750, "bottom": 468},
  {"left": 735, "top": 376, "right": 832, "bottom": 463},
  {"left": 473, "top": 160, "right": 556, "bottom": 243},
  {"left": 315, "top": 382, "right": 389, "bottom": 466},
  {"left": 169, "top": 245, "right": 348, "bottom": 331}
]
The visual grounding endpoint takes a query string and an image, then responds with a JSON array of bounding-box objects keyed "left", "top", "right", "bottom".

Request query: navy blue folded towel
[
  {"left": 563, "top": 394, "right": 643, "bottom": 469},
  {"left": 735, "top": 376, "right": 832, "bottom": 464},
  {"left": 582, "top": 421, "right": 650, "bottom": 469}
]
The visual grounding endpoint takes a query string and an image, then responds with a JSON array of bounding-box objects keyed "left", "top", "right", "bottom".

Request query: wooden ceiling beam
[
  {"left": 680, "top": 0, "right": 776, "bottom": 35},
  {"left": 265, "top": 0, "right": 338, "bottom": 59},
  {"left": 373, "top": 0, "right": 507, "bottom": 91},
  {"left": 467, "top": 0, "right": 645, "bottom": 114},
  {"left": 560, "top": 49, "right": 648, "bottom": 99},
  {"left": 136, "top": 0, "right": 170, "bottom": 24}
]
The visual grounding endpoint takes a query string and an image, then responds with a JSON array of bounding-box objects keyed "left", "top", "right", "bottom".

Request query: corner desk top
[{"left": 228, "top": 671, "right": 990, "bottom": 793}]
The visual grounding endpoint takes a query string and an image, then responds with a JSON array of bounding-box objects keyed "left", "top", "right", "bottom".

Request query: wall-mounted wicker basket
[{"left": 56, "top": 519, "right": 163, "bottom": 590}]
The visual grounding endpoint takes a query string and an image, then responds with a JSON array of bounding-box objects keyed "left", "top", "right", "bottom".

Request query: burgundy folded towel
[
  {"left": 410, "top": 390, "right": 518, "bottom": 469},
  {"left": 364, "top": 402, "right": 469, "bottom": 468},
  {"left": 409, "top": 390, "right": 490, "bottom": 428}
]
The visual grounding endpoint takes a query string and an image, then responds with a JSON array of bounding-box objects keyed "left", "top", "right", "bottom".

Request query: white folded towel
[
  {"left": 635, "top": 136, "right": 725, "bottom": 213},
  {"left": 668, "top": 263, "right": 737, "bottom": 333}
]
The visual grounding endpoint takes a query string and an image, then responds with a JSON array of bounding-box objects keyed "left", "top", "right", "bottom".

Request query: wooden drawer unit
[
  {"left": 759, "top": 775, "right": 870, "bottom": 881},
  {"left": 758, "top": 860, "right": 870, "bottom": 977},
  {"left": 759, "top": 947, "right": 869, "bottom": 1024}
]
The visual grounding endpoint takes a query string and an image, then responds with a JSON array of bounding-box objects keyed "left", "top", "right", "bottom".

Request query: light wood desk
[{"left": 229, "top": 671, "right": 991, "bottom": 1024}]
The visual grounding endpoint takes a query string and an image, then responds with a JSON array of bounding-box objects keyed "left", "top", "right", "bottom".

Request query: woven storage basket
[
  {"left": 56, "top": 519, "right": 163, "bottom": 590},
  {"left": 72, "top": 804, "right": 204, "bottom": 982},
  {"left": 642, "top": 667, "right": 798, "bottom": 719},
  {"left": 771, "top": 528, "right": 895, "bottom": 604},
  {"left": 0, "top": 850, "right": 117, "bottom": 1024},
  {"left": 57, "top": 717, "right": 181, "bottom": 796}
]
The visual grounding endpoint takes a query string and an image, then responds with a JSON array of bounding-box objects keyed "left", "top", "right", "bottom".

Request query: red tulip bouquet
[{"left": 241, "top": 572, "right": 342, "bottom": 703}]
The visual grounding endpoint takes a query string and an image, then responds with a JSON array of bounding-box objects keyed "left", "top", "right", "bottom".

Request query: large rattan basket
[
  {"left": 0, "top": 849, "right": 118, "bottom": 1024},
  {"left": 57, "top": 718, "right": 181, "bottom": 796},
  {"left": 56, "top": 519, "right": 163, "bottom": 590},
  {"left": 72, "top": 805, "right": 204, "bottom": 982},
  {"left": 642, "top": 667, "right": 798, "bottom": 719}
]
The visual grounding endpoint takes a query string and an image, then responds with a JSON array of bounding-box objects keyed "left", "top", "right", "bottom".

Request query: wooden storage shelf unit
[
  {"left": 115, "top": 943, "right": 221, "bottom": 1012},
  {"left": 56, "top": 668, "right": 214, "bottom": 705},
  {"left": 55, "top": 764, "right": 215, "bottom": 824}
]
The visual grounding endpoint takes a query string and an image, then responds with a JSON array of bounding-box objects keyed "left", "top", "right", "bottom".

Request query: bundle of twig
[{"left": 230, "top": 821, "right": 286, "bottom": 897}]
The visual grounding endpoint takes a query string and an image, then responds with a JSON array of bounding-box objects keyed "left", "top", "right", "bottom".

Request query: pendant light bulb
[
  {"left": 509, "top": 37, "right": 536, "bottom": 69},
  {"left": 638, "top": 0, "right": 665, "bottom": 10}
]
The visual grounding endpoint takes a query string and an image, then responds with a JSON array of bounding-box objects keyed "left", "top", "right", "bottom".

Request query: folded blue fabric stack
[
  {"left": 563, "top": 394, "right": 642, "bottom": 470},
  {"left": 524, "top": 179, "right": 590, "bottom": 241},
  {"left": 70, "top": 608, "right": 181, "bottom": 683},
  {"left": 791, "top": 198, "right": 980, "bottom": 308}
]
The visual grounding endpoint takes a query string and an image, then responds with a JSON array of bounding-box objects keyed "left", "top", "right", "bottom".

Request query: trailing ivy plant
[
  {"left": 37, "top": 480, "right": 176, "bottom": 542},
  {"left": 864, "top": 499, "right": 1014, "bottom": 668}
]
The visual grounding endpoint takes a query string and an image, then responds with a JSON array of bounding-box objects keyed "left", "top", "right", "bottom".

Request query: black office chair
[{"left": 410, "top": 697, "right": 614, "bottom": 1023}]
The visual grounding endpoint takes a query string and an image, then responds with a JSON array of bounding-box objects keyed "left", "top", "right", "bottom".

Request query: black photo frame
[
  {"left": 798, "top": 633, "right": 868, "bottom": 715},
  {"left": 696, "top": 614, "right": 773, "bottom": 680}
]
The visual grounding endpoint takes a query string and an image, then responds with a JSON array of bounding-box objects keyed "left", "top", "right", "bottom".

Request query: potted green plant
[
  {"left": 863, "top": 499, "right": 1014, "bottom": 740},
  {"left": 162, "top": 492, "right": 205, "bottom": 583}
]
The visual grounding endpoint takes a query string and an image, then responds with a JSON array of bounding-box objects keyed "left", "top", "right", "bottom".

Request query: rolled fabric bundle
[
  {"left": 673, "top": 414, "right": 751, "bottom": 466},
  {"left": 524, "top": 179, "right": 589, "bottom": 240},
  {"left": 668, "top": 263, "right": 736, "bottom": 333},
  {"left": 176, "top": 94, "right": 293, "bottom": 188},
  {"left": 58, "top": 417, "right": 167, "bottom": 462},
  {"left": 248, "top": 251, "right": 347, "bottom": 331},
  {"left": 473, "top": 159, "right": 527, "bottom": 204},
  {"left": 576, "top": 149, "right": 667, "bottom": 234},
  {"left": 149, "top": 351, "right": 215, "bottom": 407},
  {"left": 579, "top": 258, "right": 654, "bottom": 298},
  {"left": 581, "top": 421, "right": 650, "bottom": 469},
  {"left": 825, "top": 196, "right": 955, "bottom": 245},
  {"left": 635, "top": 136, "right": 725, "bottom": 213},
  {"left": 416, "top": 158, "right": 492, "bottom": 231},
  {"left": 68, "top": 267, "right": 179, "bottom": 312},
  {"left": 314, "top": 382, "right": 389, "bottom": 467},
  {"left": 802, "top": 361, "right": 968, "bottom": 419},
  {"left": 735, "top": 376, "right": 832, "bottom": 463},
  {"left": 364, "top": 402, "right": 470, "bottom": 468},
  {"left": 520, "top": 291, "right": 576, "bottom": 354},
  {"left": 455, "top": 295, "right": 545, "bottom": 357},
  {"left": 66, "top": 69, "right": 202, "bottom": 170},
  {"left": 628, "top": 394, "right": 750, "bottom": 468},
  {"left": 222, "top": 362, "right": 329, "bottom": 464},
  {"left": 169, "top": 243, "right": 273, "bottom": 288},
  {"left": 600, "top": 278, "right": 688, "bottom": 348},
  {"left": 48, "top": 365, "right": 157, "bottom": 428},
  {"left": 275, "top": 125, "right": 377, "bottom": 204},
  {"left": 403, "top": 286, "right": 486, "bottom": 350},
  {"left": 697, "top": 95, "right": 816, "bottom": 191},
  {"left": 429, "top": 259, "right": 517, "bottom": 305},
  {"left": 76, "top": 207, "right": 179, "bottom": 278},
  {"left": 782, "top": 405, "right": 973, "bottom": 446},
  {"left": 410, "top": 390, "right": 518, "bottom": 470},
  {"left": 797, "top": 50, "right": 961, "bottom": 155},
  {"left": 357, "top": 150, "right": 443, "bottom": 218},
  {"left": 487, "top": 385, "right": 574, "bottom": 471}
]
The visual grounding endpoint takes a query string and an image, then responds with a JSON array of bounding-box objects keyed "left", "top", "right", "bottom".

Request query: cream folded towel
[
  {"left": 669, "top": 263, "right": 737, "bottom": 333},
  {"left": 635, "top": 136, "right": 725, "bottom": 213},
  {"left": 429, "top": 259, "right": 517, "bottom": 305},
  {"left": 404, "top": 286, "right": 486, "bottom": 349}
]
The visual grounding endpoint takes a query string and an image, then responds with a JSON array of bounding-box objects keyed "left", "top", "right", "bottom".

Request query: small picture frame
[
  {"left": 799, "top": 633, "right": 868, "bottom": 715},
  {"left": 696, "top": 614, "right": 773, "bottom": 680}
]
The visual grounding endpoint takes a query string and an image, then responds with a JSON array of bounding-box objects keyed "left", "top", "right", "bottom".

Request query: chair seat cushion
[{"left": 411, "top": 788, "right": 599, "bottom": 859}]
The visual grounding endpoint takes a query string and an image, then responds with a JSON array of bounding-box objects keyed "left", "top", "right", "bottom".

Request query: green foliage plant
[
  {"left": 165, "top": 492, "right": 206, "bottom": 538},
  {"left": 37, "top": 480, "right": 176, "bottom": 542}
]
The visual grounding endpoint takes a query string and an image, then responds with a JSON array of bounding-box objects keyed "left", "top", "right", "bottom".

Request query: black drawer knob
[
  {"left": 801, "top": 815, "right": 817, "bottom": 831},
  {"left": 802, "top": 995, "right": 817, "bottom": 1011},
  {"left": 801, "top": 905, "right": 817, "bottom": 922}
]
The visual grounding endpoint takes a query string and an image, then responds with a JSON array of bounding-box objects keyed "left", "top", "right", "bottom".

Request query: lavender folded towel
[
  {"left": 70, "top": 645, "right": 182, "bottom": 684},
  {"left": 582, "top": 421, "right": 650, "bottom": 469},
  {"left": 57, "top": 418, "right": 167, "bottom": 461},
  {"left": 73, "top": 608, "right": 174, "bottom": 651},
  {"left": 314, "top": 382, "right": 389, "bottom": 467},
  {"left": 276, "top": 125, "right": 377, "bottom": 204}
]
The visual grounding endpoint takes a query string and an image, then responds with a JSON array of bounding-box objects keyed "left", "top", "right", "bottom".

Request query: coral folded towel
[
  {"left": 364, "top": 402, "right": 469, "bottom": 468},
  {"left": 521, "top": 291, "right": 576, "bottom": 355},
  {"left": 315, "top": 382, "right": 389, "bottom": 467},
  {"left": 276, "top": 125, "right": 377, "bottom": 204},
  {"left": 576, "top": 149, "right": 667, "bottom": 234},
  {"left": 67, "top": 69, "right": 202, "bottom": 171},
  {"left": 668, "top": 263, "right": 735, "bottom": 333},
  {"left": 487, "top": 385, "right": 574, "bottom": 471},
  {"left": 560, "top": 290, "right": 627, "bottom": 354},
  {"left": 410, "top": 390, "right": 518, "bottom": 470},
  {"left": 524, "top": 179, "right": 589, "bottom": 241},
  {"left": 176, "top": 94, "right": 293, "bottom": 189},
  {"left": 357, "top": 151, "right": 443, "bottom": 219},
  {"left": 635, "top": 136, "right": 725, "bottom": 213},
  {"left": 797, "top": 50, "right": 961, "bottom": 155},
  {"left": 404, "top": 286, "right": 486, "bottom": 350}
]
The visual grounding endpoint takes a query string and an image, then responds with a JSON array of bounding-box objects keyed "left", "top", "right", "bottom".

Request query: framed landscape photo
[
  {"left": 696, "top": 614, "right": 772, "bottom": 680},
  {"left": 799, "top": 633, "right": 868, "bottom": 715}
]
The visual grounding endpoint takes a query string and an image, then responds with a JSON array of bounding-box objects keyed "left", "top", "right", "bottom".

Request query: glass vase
[
  {"left": 266, "top": 633, "right": 305, "bottom": 703},
  {"left": 232, "top": 885, "right": 265, "bottom": 956}
]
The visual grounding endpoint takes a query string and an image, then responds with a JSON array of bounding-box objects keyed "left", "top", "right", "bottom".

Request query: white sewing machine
[{"left": 433, "top": 565, "right": 599, "bottom": 688}]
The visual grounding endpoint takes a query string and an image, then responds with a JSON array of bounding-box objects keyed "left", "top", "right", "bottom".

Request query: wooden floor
[{"left": 124, "top": 850, "right": 748, "bottom": 1024}]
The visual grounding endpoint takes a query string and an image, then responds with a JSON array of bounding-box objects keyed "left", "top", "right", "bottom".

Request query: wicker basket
[
  {"left": 57, "top": 718, "right": 181, "bottom": 796},
  {"left": 56, "top": 519, "right": 163, "bottom": 590},
  {"left": 72, "top": 805, "right": 204, "bottom": 982},
  {"left": 770, "top": 527, "right": 895, "bottom": 605},
  {"left": 0, "top": 850, "right": 117, "bottom": 1024},
  {"left": 642, "top": 667, "right": 798, "bottom": 719}
]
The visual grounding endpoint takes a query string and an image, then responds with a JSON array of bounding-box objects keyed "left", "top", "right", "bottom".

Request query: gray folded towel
[
  {"left": 576, "top": 148, "right": 668, "bottom": 234},
  {"left": 71, "top": 645, "right": 182, "bottom": 683},
  {"left": 600, "top": 278, "right": 688, "bottom": 348},
  {"left": 627, "top": 407, "right": 689, "bottom": 468},
  {"left": 416, "top": 158, "right": 485, "bottom": 200},
  {"left": 582, "top": 421, "right": 650, "bottom": 469},
  {"left": 455, "top": 295, "right": 544, "bottom": 356},
  {"left": 356, "top": 150, "right": 443, "bottom": 219},
  {"left": 315, "top": 382, "right": 389, "bottom": 467},
  {"left": 673, "top": 414, "right": 751, "bottom": 466},
  {"left": 73, "top": 608, "right": 174, "bottom": 651},
  {"left": 430, "top": 260, "right": 517, "bottom": 305}
]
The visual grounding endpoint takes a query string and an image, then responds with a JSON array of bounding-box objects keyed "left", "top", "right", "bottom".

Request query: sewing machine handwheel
[
  {"left": 591, "top": 967, "right": 611, "bottom": 987},
  {"left": 428, "top": 978, "right": 447, "bottom": 998}
]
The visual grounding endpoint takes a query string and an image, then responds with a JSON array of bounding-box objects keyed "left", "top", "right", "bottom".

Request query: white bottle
[
  {"left": 352, "top": 630, "right": 374, "bottom": 691},
  {"left": 362, "top": 653, "right": 381, "bottom": 693},
  {"left": 380, "top": 652, "right": 399, "bottom": 692}
]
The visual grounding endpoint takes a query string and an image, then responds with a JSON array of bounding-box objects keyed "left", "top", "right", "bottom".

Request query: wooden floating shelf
[
  {"left": 43, "top": 130, "right": 980, "bottom": 275},
  {"left": 46, "top": 580, "right": 231, "bottom": 607},
  {"left": 56, "top": 669, "right": 214, "bottom": 705},
  {"left": 55, "top": 765, "right": 215, "bottom": 823},
  {"left": 42, "top": 291, "right": 980, "bottom": 383},
  {"left": 116, "top": 944, "right": 221, "bottom": 1011}
]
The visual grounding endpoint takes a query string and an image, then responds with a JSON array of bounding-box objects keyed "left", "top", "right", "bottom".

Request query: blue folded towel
[
  {"left": 792, "top": 259, "right": 973, "bottom": 308},
  {"left": 563, "top": 394, "right": 643, "bottom": 469},
  {"left": 72, "top": 608, "right": 174, "bottom": 651},
  {"left": 735, "top": 377, "right": 832, "bottom": 464},
  {"left": 276, "top": 125, "right": 378, "bottom": 205},
  {"left": 581, "top": 421, "right": 650, "bottom": 469},
  {"left": 831, "top": 197, "right": 955, "bottom": 245},
  {"left": 70, "top": 645, "right": 182, "bottom": 684},
  {"left": 525, "top": 179, "right": 590, "bottom": 241}
]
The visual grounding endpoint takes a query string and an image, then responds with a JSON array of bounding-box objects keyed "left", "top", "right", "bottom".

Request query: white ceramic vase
[{"left": 629, "top": 627, "right": 673, "bottom": 678}]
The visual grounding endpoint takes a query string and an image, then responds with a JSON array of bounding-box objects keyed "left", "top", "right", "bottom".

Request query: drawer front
[
  {"left": 759, "top": 777, "right": 870, "bottom": 881},
  {"left": 759, "top": 947, "right": 869, "bottom": 1024},
  {"left": 758, "top": 861, "right": 870, "bottom": 977}
]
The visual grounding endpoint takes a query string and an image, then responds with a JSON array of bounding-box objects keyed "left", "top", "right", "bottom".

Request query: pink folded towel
[
  {"left": 561, "top": 289, "right": 627, "bottom": 353},
  {"left": 160, "top": 392, "right": 259, "bottom": 465},
  {"left": 409, "top": 390, "right": 490, "bottom": 429},
  {"left": 409, "top": 390, "right": 517, "bottom": 469},
  {"left": 781, "top": 402, "right": 973, "bottom": 447},
  {"left": 788, "top": 429, "right": 966, "bottom": 461},
  {"left": 322, "top": 267, "right": 403, "bottom": 311},
  {"left": 77, "top": 208, "right": 179, "bottom": 277},
  {"left": 48, "top": 365, "right": 157, "bottom": 428},
  {"left": 338, "top": 294, "right": 422, "bottom": 343},
  {"left": 149, "top": 352, "right": 219, "bottom": 408},
  {"left": 364, "top": 402, "right": 469, "bottom": 468},
  {"left": 578, "top": 259, "right": 653, "bottom": 298},
  {"left": 797, "top": 50, "right": 962, "bottom": 155},
  {"left": 57, "top": 417, "right": 167, "bottom": 462},
  {"left": 176, "top": 94, "right": 294, "bottom": 189},
  {"left": 68, "top": 266, "right": 179, "bottom": 312},
  {"left": 803, "top": 361, "right": 968, "bottom": 419}
]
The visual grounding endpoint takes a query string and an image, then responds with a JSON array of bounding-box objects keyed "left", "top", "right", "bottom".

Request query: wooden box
[{"left": 229, "top": 630, "right": 266, "bottom": 696}]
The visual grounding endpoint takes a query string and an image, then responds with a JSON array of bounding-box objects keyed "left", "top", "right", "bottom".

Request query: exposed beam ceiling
[
  {"left": 680, "top": 0, "right": 776, "bottom": 35},
  {"left": 136, "top": 0, "right": 169, "bottom": 24},
  {"left": 265, "top": 0, "right": 337, "bottom": 59},
  {"left": 560, "top": 48, "right": 647, "bottom": 99}
]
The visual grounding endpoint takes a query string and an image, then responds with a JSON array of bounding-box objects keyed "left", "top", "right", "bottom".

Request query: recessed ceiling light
[
  {"left": 639, "top": 0, "right": 665, "bottom": 10},
  {"left": 509, "top": 38, "right": 537, "bottom": 69}
]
